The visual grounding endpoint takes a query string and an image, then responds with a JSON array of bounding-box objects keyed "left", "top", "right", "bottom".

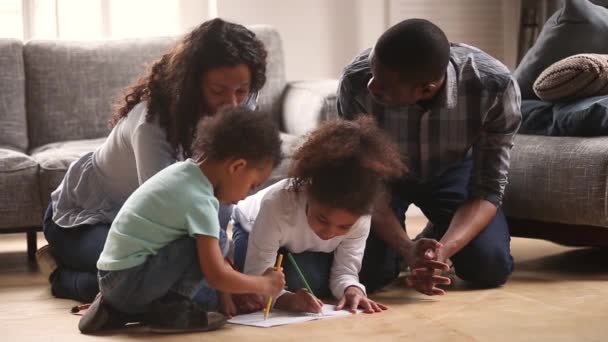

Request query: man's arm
[{"left": 439, "top": 77, "right": 522, "bottom": 260}]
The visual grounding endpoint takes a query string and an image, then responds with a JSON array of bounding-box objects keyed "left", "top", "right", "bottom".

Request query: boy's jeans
[{"left": 99, "top": 232, "right": 229, "bottom": 315}]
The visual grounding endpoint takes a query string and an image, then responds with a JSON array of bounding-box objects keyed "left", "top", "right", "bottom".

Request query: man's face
[{"left": 367, "top": 51, "right": 425, "bottom": 107}]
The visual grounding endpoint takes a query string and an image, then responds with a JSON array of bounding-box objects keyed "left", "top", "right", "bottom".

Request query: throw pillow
[
  {"left": 533, "top": 54, "right": 608, "bottom": 101},
  {"left": 514, "top": 0, "right": 608, "bottom": 100},
  {"left": 520, "top": 95, "right": 608, "bottom": 136}
]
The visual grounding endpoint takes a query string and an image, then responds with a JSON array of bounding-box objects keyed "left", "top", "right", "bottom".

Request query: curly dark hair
[
  {"left": 111, "top": 18, "right": 268, "bottom": 159},
  {"left": 192, "top": 106, "right": 282, "bottom": 167},
  {"left": 289, "top": 116, "right": 407, "bottom": 215}
]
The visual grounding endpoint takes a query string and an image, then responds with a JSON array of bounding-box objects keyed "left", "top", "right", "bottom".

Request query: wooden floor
[{"left": 1, "top": 217, "right": 607, "bottom": 341}]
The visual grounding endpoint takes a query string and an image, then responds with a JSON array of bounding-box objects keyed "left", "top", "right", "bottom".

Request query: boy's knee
[{"left": 454, "top": 248, "right": 513, "bottom": 288}]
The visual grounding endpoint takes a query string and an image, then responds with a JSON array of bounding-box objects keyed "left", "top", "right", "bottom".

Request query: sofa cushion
[
  {"left": 24, "top": 26, "right": 287, "bottom": 150},
  {"left": 30, "top": 138, "right": 105, "bottom": 207},
  {"left": 514, "top": 0, "right": 608, "bottom": 100},
  {"left": 0, "top": 39, "right": 28, "bottom": 151},
  {"left": 281, "top": 80, "right": 338, "bottom": 135},
  {"left": 533, "top": 54, "right": 608, "bottom": 101},
  {"left": 24, "top": 37, "right": 178, "bottom": 149},
  {"left": 503, "top": 135, "right": 608, "bottom": 227},
  {"left": 260, "top": 133, "right": 303, "bottom": 190},
  {"left": 0, "top": 149, "right": 41, "bottom": 229},
  {"left": 520, "top": 95, "right": 608, "bottom": 136},
  {"left": 249, "top": 26, "right": 287, "bottom": 125}
]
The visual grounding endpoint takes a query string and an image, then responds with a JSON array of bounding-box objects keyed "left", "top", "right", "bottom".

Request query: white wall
[
  {"left": 216, "top": 0, "right": 368, "bottom": 81},
  {"left": 212, "top": 0, "right": 520, "bottom": 80}
]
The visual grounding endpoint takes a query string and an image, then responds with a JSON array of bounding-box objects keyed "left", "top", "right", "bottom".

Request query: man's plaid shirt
[{"left": 337, "top": 44, "right": 522, "bottom": 206}]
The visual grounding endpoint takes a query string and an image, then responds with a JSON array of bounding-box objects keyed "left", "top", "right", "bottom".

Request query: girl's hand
[
  {"left": 232, "top": 293, "right": 264, "bottom": 314},
  {"left": 336, "top": 286, "right": 388, "bottom": 314},
  {"left": 218, "top": 292, "right": 237, "bottom": 318},
  {"left": 275, "top": 289, "right": 323, "bottom": 314}
]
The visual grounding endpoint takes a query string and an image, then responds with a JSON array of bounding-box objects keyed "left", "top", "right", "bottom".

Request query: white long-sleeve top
[{"left": 234, "top": 179, "right": 370, "bottom": 299}]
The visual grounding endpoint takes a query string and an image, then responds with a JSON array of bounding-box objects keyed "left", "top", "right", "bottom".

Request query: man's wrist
[{"left": 397, "top": 236, "right": 414, "bottom": 259}]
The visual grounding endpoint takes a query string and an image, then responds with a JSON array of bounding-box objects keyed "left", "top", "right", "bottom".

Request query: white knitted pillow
[{"left": 533, "top": 54, "right": 608, "bottom": 101}]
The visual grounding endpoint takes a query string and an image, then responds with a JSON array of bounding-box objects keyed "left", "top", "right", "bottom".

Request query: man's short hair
[{"left": 374, "top": 18, "right": 450, "bottom": 84}]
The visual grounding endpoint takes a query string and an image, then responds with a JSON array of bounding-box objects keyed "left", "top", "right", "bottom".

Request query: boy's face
[
  {"left": 218, "top": 159, "right": 273, "bottom": 205},
  {"left": 305, "top": 198, "right": 360, "bottom": 240}
]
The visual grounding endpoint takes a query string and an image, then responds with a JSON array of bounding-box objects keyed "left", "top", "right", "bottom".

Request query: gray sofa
[{"left": 0, "top": 26, "right": 338, "bottom": 261}]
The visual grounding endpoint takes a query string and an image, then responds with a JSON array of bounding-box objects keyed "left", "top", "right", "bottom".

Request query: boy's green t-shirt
[{"left": 97, "top": 159, "right": 220, "bottom": 271}]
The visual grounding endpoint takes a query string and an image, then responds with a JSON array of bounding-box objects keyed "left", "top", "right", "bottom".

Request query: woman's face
[
  {"left": 305, "top": 197, "right": 360, "bottom": 241},
  {"left": 201, "top": 64, "right": 252, "bottom": 114}
]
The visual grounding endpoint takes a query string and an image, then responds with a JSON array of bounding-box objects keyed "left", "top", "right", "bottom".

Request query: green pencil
[{"left": 286, "top": 252, "right": 315, "bottom": 296}]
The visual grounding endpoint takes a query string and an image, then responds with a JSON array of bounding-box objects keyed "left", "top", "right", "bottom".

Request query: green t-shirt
[{"left": 97, "top": 159, "right": 220, "bottom": 271}]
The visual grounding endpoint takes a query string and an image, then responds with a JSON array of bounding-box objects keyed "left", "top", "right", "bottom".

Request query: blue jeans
[
  {"left": 99, "top": 237, "right": 218, "bottom": 315},
  {"left": 42, "top": 203, "right": 233, "bottom": 303},
  {"left": 359, "top": 157, "right": 514, "bottom": 292},
  {"left": 232, "top": 222, "right": 334, "bottom": 298}
]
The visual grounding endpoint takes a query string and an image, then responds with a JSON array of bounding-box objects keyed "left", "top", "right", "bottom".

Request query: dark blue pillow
[
  {"left": 514, "top": 0, "right": 608, "bottom": 100},
  {"left": 521, "top": 96, "right": 608, "bottom": 136}
]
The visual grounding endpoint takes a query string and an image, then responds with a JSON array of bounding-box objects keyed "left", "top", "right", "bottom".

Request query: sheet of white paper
[{"left": 227, "top": 304, "right": 358, "bottom": 328}]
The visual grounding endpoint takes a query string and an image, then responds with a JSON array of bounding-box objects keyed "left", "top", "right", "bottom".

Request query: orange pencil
[{"left": 263, "top": 254, "right": 284, "bottom": 320}]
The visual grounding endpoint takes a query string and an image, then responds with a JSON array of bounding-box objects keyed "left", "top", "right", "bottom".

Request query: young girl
[
  {"left": 232, "top": 116, "right": 406, "bottom": 314},
  {"left": 78, "top": 107, "right": 284, "bottom": 334},
  {"left": 38, "top": 18, "right": 268, "bottom": 304}
]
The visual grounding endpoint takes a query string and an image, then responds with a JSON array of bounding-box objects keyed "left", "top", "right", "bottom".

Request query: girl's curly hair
[
  {"left": 111, "top": 18, "right": 268, "bottom": 159},
  {"left": 289, "top": 116, "right": 407, "bottom": 215}
]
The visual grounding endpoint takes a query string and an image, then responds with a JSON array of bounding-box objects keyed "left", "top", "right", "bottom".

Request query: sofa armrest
[{"left": 281, "top": 79, "right": 339, "bottom": 135}]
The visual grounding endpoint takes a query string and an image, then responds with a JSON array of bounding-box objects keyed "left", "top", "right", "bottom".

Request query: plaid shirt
[{"left": 337, "top": 44, "right": 522, "bottom": 206}]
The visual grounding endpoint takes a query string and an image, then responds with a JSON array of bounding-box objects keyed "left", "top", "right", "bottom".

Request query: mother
[{"left": 37, "top": 18, "right": 268, "bottom": 303}]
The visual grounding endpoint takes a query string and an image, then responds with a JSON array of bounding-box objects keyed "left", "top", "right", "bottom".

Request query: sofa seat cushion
[
  {"left": 30, "top": 138, "right": 105, "bottom": 207},
  {"left": 503, "top": 135, "right": 608, "bottom": 227},
  {"left": 0, "top": 149, "right": 41, "bottom": 229},
  {"left": 520, "top": 95, "right": 608, "bottom": 136}
]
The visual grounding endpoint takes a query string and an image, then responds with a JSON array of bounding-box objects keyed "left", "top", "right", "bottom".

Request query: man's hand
[
  {"left": 274, "top": 289, "right": 323, "bottom": 314},
  {"left": 336, "top": 286, "right": 388, "bottom": 314},
  {"left": 404, "top": 238, "right": 451, "bottom": 296}
]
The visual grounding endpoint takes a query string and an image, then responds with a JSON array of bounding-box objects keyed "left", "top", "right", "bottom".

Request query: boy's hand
[
  {"left": 261, "top": 267, "right": 285, "bottom": 297},
  {"left": 404, "top": 238, "right": 451, "bottom": 296},
  {"left": 275, "top": 289, "right": 323, "bottom": 313},
  {"left": 232, "top": 293, "right": 264, "bottom": 314},
  {"left": 336, "top": 286, "right": 388, "bottom": 314}
]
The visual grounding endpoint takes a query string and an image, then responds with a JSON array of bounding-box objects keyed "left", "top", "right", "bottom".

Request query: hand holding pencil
[{"left": 264, "top": 254, "right": 285, "bottom": 320}]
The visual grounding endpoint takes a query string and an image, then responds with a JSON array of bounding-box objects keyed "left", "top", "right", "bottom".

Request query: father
[{"left": 337, "top": 18, "right": 522, "bottom": 295}]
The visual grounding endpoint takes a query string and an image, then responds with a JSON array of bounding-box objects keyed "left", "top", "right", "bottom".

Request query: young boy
[{"left": 79, "top": 107, "right": 285, "bottom": 334}]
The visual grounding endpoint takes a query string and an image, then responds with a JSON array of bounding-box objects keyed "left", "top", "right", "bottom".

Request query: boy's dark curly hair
[
  {"left": 193, "top": 106, "right": 282, "bottom": 167},
  {"left": 111, "top": 18, "right": 267, "bottom": 159},
  {"left": 290, "top": 116, "right": 406, "bottom": 215}
]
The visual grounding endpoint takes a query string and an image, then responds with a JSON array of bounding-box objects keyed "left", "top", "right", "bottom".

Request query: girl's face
[
  {"left": 305, "top": 197, "right": 360, "bottom": 240},
  {"left": 201, "top": 64, "right": 252, "bottom": 114}
]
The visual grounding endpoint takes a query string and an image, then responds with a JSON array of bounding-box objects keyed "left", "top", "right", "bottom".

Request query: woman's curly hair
[
  {"left": 289, "top": 116, "right": 407, "bottom": 215},
  {"left": 111, "top": 18, "right": 267, "bottom": 159}
]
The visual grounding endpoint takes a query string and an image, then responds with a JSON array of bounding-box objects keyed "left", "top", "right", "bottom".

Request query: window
[
  {"left": 0, "top": 0, "right": 204, "bottom": 41},
  {"left": 0, "top": 0, "right": 23, "bottom": 39}
]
